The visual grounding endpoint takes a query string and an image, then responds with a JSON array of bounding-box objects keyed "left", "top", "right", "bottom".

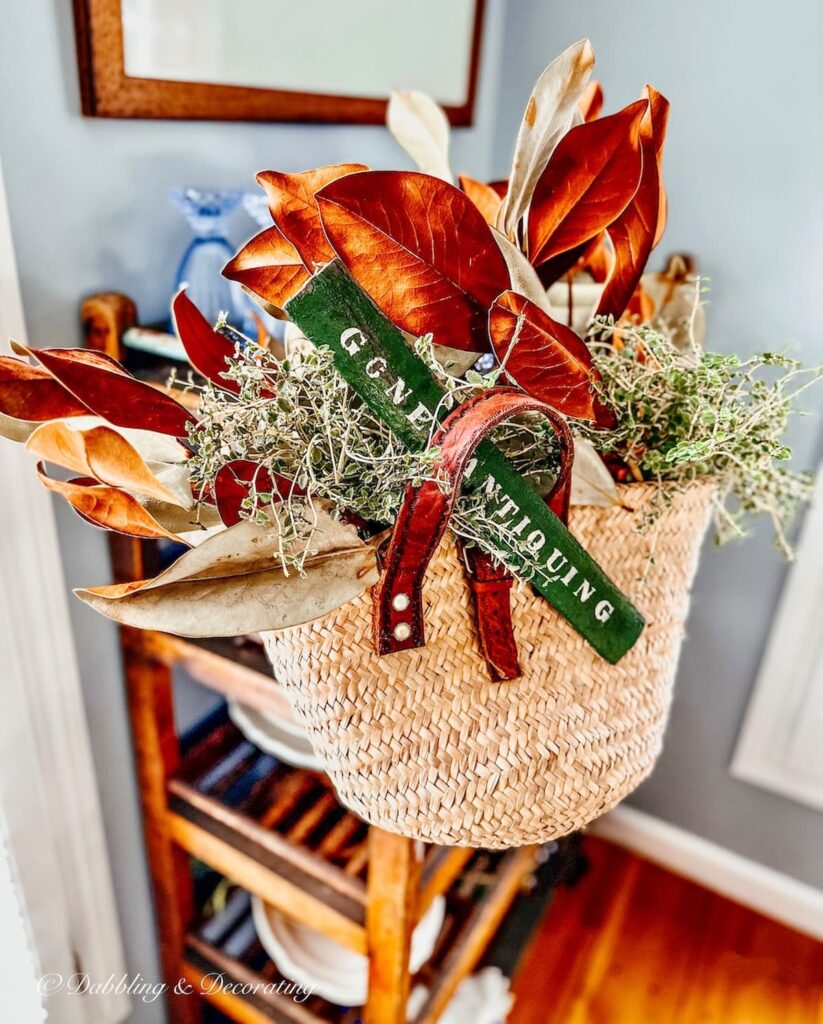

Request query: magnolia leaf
[
  {"left": 75, "top": 513, "right": 379, "bottom": 637},
  {"left": 498, "top": 40, "right": 595, "bottom": 238},
  {"left": 223, "top": 225, "right": 310, "bottom": 318},
  {"left": 256, "top": 164, "right": 368, "bottom": 269},
  {"left": 459, "top": 175, "right": 504, "bottom": 226},
  {"left": 490, "top": 227, "right": 556, "bottom": 316},
  {"left": 26, "top": 420, "right": 192, "bottom": 508},
  {"left": 214, "top": 459, "right": 304, "bottom": 527},
  {"left": 579, "top": 81, "right": 604, "bottom": 121},
  {"left": 570, "top": 436, "right": 621, "bottom": 506},
  {"left": 489, "top": 291, "right": 597, "bottom": 419},
  {"left": 36, "top": 464, "right": 188, "bottom": 541},
  {"left": 171, "top": 289, "right": 241, "bottom": 394},
  {"left": 317, "top": 170, "right": 510, "bottom": 353},
  {"left": 597, "top": 86, "right": 670, "bottom": 323},
  {"left": 18, "top": 344, "right": 193, "bottom": 437},
  {"left": 527, "top": 100, "right": 647, "bottom": 267},
  {"left": 388, "top": 91, "right": 452, "bottom": 182},
  {"left": 0, "top": 411, "right": 41, "bottom": 442},
  {"left": 0, "top": 355, "right": 89, "bottom": 422},
  {"left": 140, "top": 498, "right": 223, "bottom": 537}
]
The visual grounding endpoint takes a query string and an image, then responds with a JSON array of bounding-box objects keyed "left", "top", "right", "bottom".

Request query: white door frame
[{"left": 0, "top": 150, "right": 130, "bottom": 1023}]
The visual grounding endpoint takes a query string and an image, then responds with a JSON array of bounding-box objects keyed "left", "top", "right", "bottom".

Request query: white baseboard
[{"left": 589, "top": 805, "right": 823, "bottom": 941}]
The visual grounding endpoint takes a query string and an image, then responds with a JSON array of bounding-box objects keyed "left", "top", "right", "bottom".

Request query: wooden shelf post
[{"left": 365, "top": 829, "right": 422, "bottom": 1024}]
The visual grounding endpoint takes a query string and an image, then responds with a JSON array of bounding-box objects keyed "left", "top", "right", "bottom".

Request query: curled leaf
[
  {"left": 0, "top": 356, "right": 88, "bottom": 422},
  {"left": 498, "top": 39, "right": 595, "bottom": 238},
  {"left": 256, "top": 164, "right": 368, "bottom": 269},
  {"left": 597, "top": 86, "right": 670, "bottom": 323},
  {"left": 171, "top": 289, "right": 241, "bottom": 394},
  {"left": 490, "top": 228, "right": 556, "bottom": 316},
  {"left": 36, "top": 464, "right": 187, "bottom": 541},
  {"left": 317, "top": 170, "right": 510, "bottom": 352},
  {"left": 459, "top": 175, "right": 504, "bottom": 226},
  {"left": 26, "top": 420, "right": 191, "bottom": 507},
  {"left": 388, "top": 91, "right": 452, "bottom": 182},
  {"left": 75, "top": 512, "right": 379, "bottom": 637},
  {"left": 527, "top": 100, "right": 647, "bottom": 267},
  {"left": 18, "top": 345, "right": 193, "bottom": 437},
  {"left": 214, "top": 459, "right": 304, "bottom": 527},
  {"left": 489, "top": 291, "right": 597, "bottom": 419},
  {"left": 570, "top": 436, "right": 622, "bottom": 507},
  {"left": 223, "top": 226, "right": 309, "bottom": 318}
]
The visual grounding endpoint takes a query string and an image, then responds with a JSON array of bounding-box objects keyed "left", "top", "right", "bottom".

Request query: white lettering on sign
[
  {"left": 342, "top": 323, "right": 611, "bottom": 628},
  {"left": 341, "top": 327, "right": 367, "bottom": 355}
]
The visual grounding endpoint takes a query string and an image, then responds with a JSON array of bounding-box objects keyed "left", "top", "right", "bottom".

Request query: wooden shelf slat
[
  {"left": 411, "top": 846, "right": 539, "bottom": 1024},
  {"left": 185, "top": 935, "right": 331, "bottom": 1024},
  {"left": 168, "top": 809, "right": 368, "bottom": 956},
  {"left": 416, "top": 847, "right": 474, "bottom": 924},
  {"left": 130, "top": 630, "right": 297, "bottom": 721}
]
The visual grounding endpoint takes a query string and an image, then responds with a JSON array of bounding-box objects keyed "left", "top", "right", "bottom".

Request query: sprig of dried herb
[{"left": 578, "top": 320, "right": 822, "bottom": 556}]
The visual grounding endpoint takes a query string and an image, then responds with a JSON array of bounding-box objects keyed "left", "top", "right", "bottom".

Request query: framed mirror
[{"left": 72, "top": 0, "right": 485, "bottom": 124}]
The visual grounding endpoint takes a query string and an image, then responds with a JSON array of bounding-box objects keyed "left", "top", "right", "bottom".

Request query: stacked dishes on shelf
[{"left": 251, "top": 894, "right": 446, "bottom": 1007}]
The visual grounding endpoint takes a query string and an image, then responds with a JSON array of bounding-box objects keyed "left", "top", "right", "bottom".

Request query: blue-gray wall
[
  {"left": 495, "top": 0, "right": 823, "bottom": 886},
  {"left": 0, "top": 2, "right": 821, "bottom": 1020}
]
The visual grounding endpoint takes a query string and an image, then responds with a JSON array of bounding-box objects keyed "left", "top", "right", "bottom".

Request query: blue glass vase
[{"left": 170, "top": 187, "right": 246, "bottom": 329}]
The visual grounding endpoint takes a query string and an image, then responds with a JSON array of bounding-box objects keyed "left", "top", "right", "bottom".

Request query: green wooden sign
[{"left": 286, "top": 261, "right": 644, "bottom": 664}]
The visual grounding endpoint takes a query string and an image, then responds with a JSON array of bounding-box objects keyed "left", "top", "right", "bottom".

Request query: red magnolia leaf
[
  {"left": 579, "top": 232, "right": 614, "bottom": 283},
  {"left": 172, "top": 289, "right": 240, "bottom": 394},
  {"left": 257, "top": 164, "right": 368, "bottom": 269},
  {"left": 36, "top": 464, "right": 186, "bottom": 542},
  {"left": 19, "top": 345, "right": 193, "bottom": 437},
  {"left": 0, "top": 355, "right": 88, "bottom": 421},
  {"left": 459, "top": 174, "right": 504, "bottom": 227},
  {"left": 223, "top": 225, "right": 309, "bottom": 316},
  {"left": 489, "top": 291, "right": 597, "bottom": 420},
  {"left": 488, "top": 180, "right": 508, "bottom": 197},
  {"left": 317, "top": 171, "right": 510, "bottom": 352},
  {"left": 214, "top": 459, "right": 303, "bottom": 527},
  {"left": 527, "top": 100, "right": 647, "bottom": 267},
  {"left": 579, "top": 81, "right": 604, "bottom": 121},
  {"left": 597, "top": 86, "right": 670, "bottom": 323}
]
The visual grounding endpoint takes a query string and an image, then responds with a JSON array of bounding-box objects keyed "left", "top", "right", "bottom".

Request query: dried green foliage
[
  {"left": 578, "top": 321, "right": 822, "bottom": 556},
  {"left": 184, "top": 339, "right": 563, "bottom": 568}
]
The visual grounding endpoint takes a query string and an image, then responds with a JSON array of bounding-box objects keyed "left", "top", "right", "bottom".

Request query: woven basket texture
[{"left": 263, "top": 481, "right": 714, "bottom": 848}]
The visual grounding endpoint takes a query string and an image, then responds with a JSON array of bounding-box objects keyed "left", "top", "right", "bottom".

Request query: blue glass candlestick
[{"left": 170, "top": 187, "right": 246, "bottom": 329}]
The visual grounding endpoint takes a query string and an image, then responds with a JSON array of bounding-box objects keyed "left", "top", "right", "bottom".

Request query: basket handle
[{"left": 373, "top": 388, "right": 575, "bottom": 659}]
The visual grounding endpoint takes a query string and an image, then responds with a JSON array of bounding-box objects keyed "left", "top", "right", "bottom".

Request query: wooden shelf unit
[{"left": 80, "top": 293, "right": 555, "bottom": 1024}]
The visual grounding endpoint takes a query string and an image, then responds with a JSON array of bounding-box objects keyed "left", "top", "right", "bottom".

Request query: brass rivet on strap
[
  {"left": 392, "top": 593, "right": 410, "bottom": 612},
  {"left": 393, "top": 622, "right": 412, "bottom": 641}
]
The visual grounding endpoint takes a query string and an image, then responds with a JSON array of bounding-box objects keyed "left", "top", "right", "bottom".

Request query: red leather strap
[{"left": 373, "top": 389, "right": 574, "bottom": 672}]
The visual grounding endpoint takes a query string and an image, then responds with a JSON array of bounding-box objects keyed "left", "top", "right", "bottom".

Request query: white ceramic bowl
[
  {"left": 227, "top": 699, "right": 322, "bottom": 771},
  {"left": 251, "top": 894, "right": 446, "bottom": 1006}
]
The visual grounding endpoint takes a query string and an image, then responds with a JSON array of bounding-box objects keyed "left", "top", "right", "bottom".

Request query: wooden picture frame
[{"left": 72, "top": 0, "right": 485, "bottom": 125}]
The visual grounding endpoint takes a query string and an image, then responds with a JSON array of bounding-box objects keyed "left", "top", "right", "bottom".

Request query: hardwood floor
[{"left": 511, "top": 837, "right": 823, "bottom": 1024}]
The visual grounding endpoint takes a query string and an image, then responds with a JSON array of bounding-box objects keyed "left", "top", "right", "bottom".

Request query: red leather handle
[{"left": 373, "top": 388, "right": 574, "bottom": 658}]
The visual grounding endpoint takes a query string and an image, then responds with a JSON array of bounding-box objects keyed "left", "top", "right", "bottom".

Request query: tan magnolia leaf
[
  {"left": 37, "top": 464, "right": 187, "bottom": 542},
  {"left": 388, "top": 90, "right": 452, "bottom": 182},
  {"left": 498, "top": 40, "right": 595, "bottom": 238},
  {"left": 0, "top": 411, "right": 39, "bottom": 442},
  {"left": 75, "top": 512, "right": 379, "bottom": 637},
  {"left": 490, "top": 227, "right": 555, "bottom": 316},
  {"left": 570, "top": 436, "right": 622, "bottom": 507},
  {"left": 26, "top": 420, "right": 191, "bottom": 508}
]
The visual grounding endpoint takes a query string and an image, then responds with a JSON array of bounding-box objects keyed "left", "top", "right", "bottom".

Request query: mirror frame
[{"left": 72, "top": 0, "right": 486, "bottom": 125}]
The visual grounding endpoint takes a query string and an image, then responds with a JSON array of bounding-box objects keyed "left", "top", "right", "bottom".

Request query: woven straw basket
[{"left": 263, "top": 481, "right": 714, "bottom": 848}]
